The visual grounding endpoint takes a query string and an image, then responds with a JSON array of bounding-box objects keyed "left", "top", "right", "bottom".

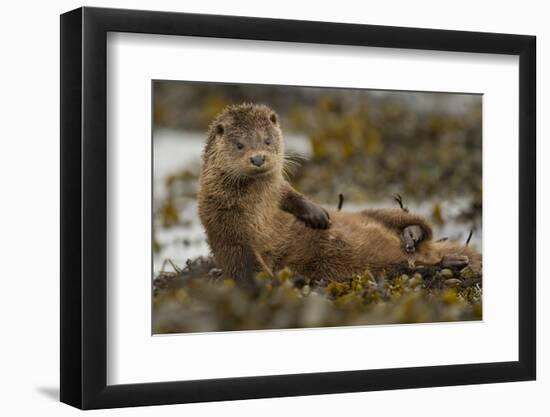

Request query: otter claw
[{"left": 300, "top": 204, "right": 330, "bottom": 229}]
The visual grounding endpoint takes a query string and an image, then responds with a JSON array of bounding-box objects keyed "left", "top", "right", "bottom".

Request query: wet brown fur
[{"left": 198, "top": 103, "right": 481, "bottom": 284}]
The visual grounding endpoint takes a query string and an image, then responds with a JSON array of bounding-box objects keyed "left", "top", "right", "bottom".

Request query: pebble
[
  {"left": 409, "top": 275, "right": 423, "bottom": 288},
  {"left": 460, "top": 266, "right": 474, "bottom": 280},
  {"left": 441, "top": 269, "right": 454, "bottom": 279}
]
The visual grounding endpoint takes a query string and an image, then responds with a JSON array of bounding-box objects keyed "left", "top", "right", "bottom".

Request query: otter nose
[{"left": 250, "top": 155, "right": 265, "bottom": 167}]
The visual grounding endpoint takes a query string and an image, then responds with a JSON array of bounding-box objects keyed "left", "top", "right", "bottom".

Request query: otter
[{"left": 198, "top": 103, "right": 481, "bottom": 288}]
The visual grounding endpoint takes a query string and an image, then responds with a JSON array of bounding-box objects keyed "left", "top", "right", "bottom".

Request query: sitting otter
[{"left": 198, "top": 103, "right": 481, "bottom": 287}]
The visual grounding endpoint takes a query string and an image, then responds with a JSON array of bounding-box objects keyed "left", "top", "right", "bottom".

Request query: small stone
[
  {"left": 409, "top": 274, "right": 423, "bottom": 288},
  {"left": 460, "top": 266, "right": 474, "bottom": 280},
  {"left": 440, "top": 268, "right": 454, "bottom": 279},
  {"left": 444, "top": 278, "right": 462, "bottom": 287}
]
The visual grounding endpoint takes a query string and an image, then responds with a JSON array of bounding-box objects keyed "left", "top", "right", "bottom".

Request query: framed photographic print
[{"left": 60, "top": 6, "right": 536, "bottom": 409}]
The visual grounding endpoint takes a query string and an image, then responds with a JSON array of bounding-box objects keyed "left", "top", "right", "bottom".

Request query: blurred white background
[{"left": 0, "top": 0, "right": 546, "bottom": 415}]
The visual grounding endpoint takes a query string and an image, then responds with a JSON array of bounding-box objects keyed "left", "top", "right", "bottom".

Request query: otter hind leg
[
  {"left": 435, "top": 241, "right": 482, "bottom": 273},
  {"left": 440, "top": 254, "right": 469, "bottom": 268},
  {"left": 413, "top": 240, "right": 481, "bottom": 273}
]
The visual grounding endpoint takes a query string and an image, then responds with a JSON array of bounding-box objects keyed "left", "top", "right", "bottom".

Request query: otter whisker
[
  {"left": 281, "top": 165, "right": 296, "bottom": 181},
  {"left": 284, "top": 151, "right": 308, "bottom": 162},
  {"left": 283, "top": 153, "right": 307, "bottom": 167},
  {"left": 282, "top": 165, "right": 298, "bottom": 178},
  {"left": 284, "top": 159, "right": 301, "bottom": 168},
  {"left": 282, "top": 153, "right": 306, "bottom": 179},
  {"left": 282, "top": 159, "right": 301, "bottom": 168}
]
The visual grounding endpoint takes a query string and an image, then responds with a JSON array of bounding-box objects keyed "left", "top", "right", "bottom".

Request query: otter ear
[
  {"left": 215, "top": 123, "right": 224, "bottom": 136},
  {"left": 269, "top": 113, "right": 278, "bottom": 125}
]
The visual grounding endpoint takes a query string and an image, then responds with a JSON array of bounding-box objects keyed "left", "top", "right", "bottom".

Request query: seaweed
[{"left": 153, "top": 257, "right": 482, "bottom": 334}]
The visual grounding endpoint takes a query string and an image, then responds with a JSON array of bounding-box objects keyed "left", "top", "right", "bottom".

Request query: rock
[
  {"left": 460, "top": 266, "right": 474, "bottom": 280},
  {"left": 409, "top": 274, "right": 423, "bottom": 288},
  {"left": 444, "top": 279, "right": 462, "bottom": 287},
  {"left": 440, "top": 268, "right": 454, "bottom": 279}
]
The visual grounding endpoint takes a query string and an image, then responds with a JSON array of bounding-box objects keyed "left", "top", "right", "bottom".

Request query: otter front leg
[
  {"left": 401, "top": 225, "right": 424, "bottom": 253},
  {"left": 215, "top": 244, "right": 260, "bottom": 293},
  {"left": 280, "top": 183, "right": 330, "bottom": 229}
]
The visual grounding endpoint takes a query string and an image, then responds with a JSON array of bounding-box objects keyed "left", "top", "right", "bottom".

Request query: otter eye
[
  {"left": 264, "top": 138, "right": 272, "bottom": 146},
  {"left": 236, "top": 142, "right": 244, "bottom": 150}
]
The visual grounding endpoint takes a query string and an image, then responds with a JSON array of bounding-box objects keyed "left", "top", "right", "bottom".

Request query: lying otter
[{"left": 198, "top": 103, "right": 481, "bottom": 287}]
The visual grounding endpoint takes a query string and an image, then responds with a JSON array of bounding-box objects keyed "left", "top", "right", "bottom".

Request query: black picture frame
[{"left": 60, "top": 6, "right": 536, "bottom": 410}]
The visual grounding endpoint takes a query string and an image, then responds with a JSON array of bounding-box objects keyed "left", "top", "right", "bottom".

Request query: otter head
[{"left": 204, "top": 103, "right": 284, "bottom": 182}]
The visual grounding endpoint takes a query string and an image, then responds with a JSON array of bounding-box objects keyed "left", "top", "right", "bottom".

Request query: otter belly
[
  {"left": 275, "top": 211, "right": 481, "bottom": 282},
  {"left": 275, "top": 211, "right": 403, "bottom": 280}
]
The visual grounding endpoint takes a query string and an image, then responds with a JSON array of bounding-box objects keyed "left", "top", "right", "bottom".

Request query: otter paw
[
  {"left": 299, "top": 203, "right": 331, "bottom": 229},
  {"left": 401, "top": 225, "right": 424, "bottom": 253},
  {"left": 441, "top": 254, "right": 469, "bottom": 268}
]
